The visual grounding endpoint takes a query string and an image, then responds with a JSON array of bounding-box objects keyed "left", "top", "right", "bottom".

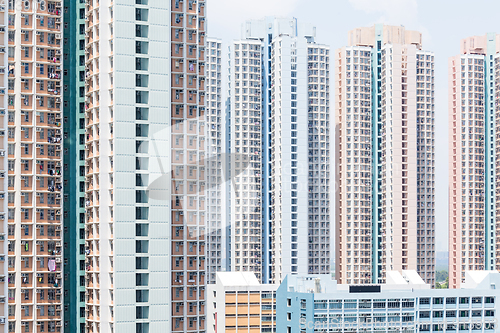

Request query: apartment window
[
  {"left": 136, "top": 273, "right": 148, "bottom": 287},
  {"left": 459, "top": 297, "right": 469, "bottom": 304},
  {"left": 136, "top": 57, "right": 148, "bottom": 71},
  {"left": 420, "top": 298, "right": 430, "bottom": 305},
  {"left": 135, "top": 90, "right": 149, "bottom": 104},
  {"left": 135, "top": 8, "right": 148, "bottom": 22},
  {"left": 136, "top": 257, "right": 149, "bottom": 270},
  {"left": 136, "top": 207, "right": 149, "bottom": 220},
  {"left": 136, "top": 240, "right": 149, "bottom": 254}
]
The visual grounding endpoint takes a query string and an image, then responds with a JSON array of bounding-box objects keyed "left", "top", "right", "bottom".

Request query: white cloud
[
  {"left": 349, "top": 0, "right": 418, "bottom": 26},
  {"left": 208, "top": 0, "right": 300, "bottom": 38}
]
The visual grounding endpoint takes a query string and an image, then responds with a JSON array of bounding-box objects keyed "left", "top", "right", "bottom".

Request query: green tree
[
  {"left": 436, "top": 270, "right": 448, "bottom": 283},
  {"left": 435, "top": 276, "right": 449, "bottom": 289}
]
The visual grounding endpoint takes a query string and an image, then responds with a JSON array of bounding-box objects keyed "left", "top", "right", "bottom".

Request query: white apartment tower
[
  {"left": 227, "top": 17, "right": 330, "bottom": 283},
  {"left": 7, "top": 1, "right": 64, "bottom": 332},
  {"left": 205, "top": 38, "right": 230, "bottom": 284},
  {"left": 84, "top": 0, "right": 206, "bottom": 332},
  {"left": 335, "top": 24, "right": 436, "bottom": 285},
  {"left": 270, "top": 37, "right": 330, "bottom": 282}
]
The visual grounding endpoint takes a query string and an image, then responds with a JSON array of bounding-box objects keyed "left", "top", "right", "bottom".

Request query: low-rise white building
[{"left": 277, "top": 271, "right": 500, "bottom": 332}]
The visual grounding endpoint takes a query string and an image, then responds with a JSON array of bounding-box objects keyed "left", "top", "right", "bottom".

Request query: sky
[{"left": 207, "top": 0, "right": 500, "bottom": 252}]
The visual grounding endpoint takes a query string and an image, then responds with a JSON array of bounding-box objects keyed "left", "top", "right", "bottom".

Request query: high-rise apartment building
[
  {"left": 448, "top": 33, "right": 500, "bottom": 289},
  {"left": 335, "top": 24, "right": 435, "bottom": 285},
  {"left": 223, "top": 17, "right": 330, "bottom": 283},
  {"left": 7, "top": 0, "right": 64, "bottom": 332},
  {"left": 62, "top": 0, "right": 86, "bottom": 331},
  {"left": 205, "top": 38, "right": 230, "bottom": 284},
  {"left": 84, "top": 0, "right": 206, "bottom": 332},
  {"left": 270, "top": 36, "right": 330, "bottom": 282}
]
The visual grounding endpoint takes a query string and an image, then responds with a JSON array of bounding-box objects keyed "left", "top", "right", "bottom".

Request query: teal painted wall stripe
[
  {"left": 371, "top": 24, "right": 383, "bottom": 283},
  {"left": 484, "top": 33, "right": 496, "bottom": 270},
  {"left": 63, "top": 0, "right": 86, "bottom": 331}
]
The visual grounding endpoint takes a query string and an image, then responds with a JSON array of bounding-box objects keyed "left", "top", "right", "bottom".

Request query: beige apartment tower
[
  {"left": 448, "top": 33, "right": 500, "bottom": 289},
  {"left": 7, "top": 0, "right": 64, "bottom": 332},
  {"left": 335, "top": 24, "right": 435, "bottom": 285}
]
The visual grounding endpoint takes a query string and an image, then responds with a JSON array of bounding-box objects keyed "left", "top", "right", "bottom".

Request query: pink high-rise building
[
  {"left": 448, "top": 33, "right": 500, "bottom": 289},
  {"left": 335, "top": 25, "right": 436, "bottom": 285}
]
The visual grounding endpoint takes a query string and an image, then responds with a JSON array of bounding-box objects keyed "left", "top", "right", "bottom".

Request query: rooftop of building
[
  {"left": 280, "top": 270, "right": 500, "bottom": 295},
  {"left": 213, "top": 270, "right": 500, "bottom": 296},
  {"left": 216, "top": 272, "right": 261, "bottom": 286},
  {"left": 459, "top": 33, "right": 500, "bottom": 55},
  {"left": 347, "top": 24, "right": 423, "bottom": 49},
  {"left": 239, "top": 16, "right": 316, "bottom": 42}
]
